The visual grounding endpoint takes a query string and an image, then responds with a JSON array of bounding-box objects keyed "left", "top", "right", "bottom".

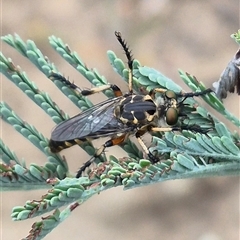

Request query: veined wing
[{"left": 50, "top": 96, "right": 130, "bottom": 141}]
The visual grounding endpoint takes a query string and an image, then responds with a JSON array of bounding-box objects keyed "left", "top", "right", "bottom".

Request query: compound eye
[
  {"left": 166, "top": 107, "right": 178, "bottom": 125},
  {"left": 165, "top": 90, "right": 177, "bottom": 100}
]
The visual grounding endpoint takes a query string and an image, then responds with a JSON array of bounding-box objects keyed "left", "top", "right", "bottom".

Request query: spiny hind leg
[{"left": 49, "top": 72, "right": 123, "bottom": 97}]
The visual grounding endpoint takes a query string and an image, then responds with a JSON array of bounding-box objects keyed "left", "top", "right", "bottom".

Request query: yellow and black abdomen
[{"left": 49, "top": 138, "right": 85, "bottom": 153}]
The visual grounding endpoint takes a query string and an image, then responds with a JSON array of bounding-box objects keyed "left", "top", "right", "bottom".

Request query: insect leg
[
  {"left": 76, "top": 135, "right": 126, "bottom": 177},
  {"left": 115, "top": 31, "right": 134, "bottom": 94},
  {"left": 151, "top": 125, "right": 210, "bottom": 134},
  {"left": 136, "top": 136, "right": 162, "bottom": 164},
  {"left": 135, "top": 126, "right": 169, "bottom": 163},
  {"left": 135, "top": 128, "right": 160, "bottom": 163},
  {"left": 81, "top": 84, "right": 123, "bottom": 97},
  {"left": 149, "top": 88, "right": 212, "bottom": 100},
  {"left": 177, "top": 88, "right": 213, "bottom": 98},
  {"left": 176, "top": 88, "right": 213, "bottom": 103},
  {"left": 149, "top": 88, "right": 170, "bottom": 98},
  {"left": 49, "top": 72, "right": 123, "bottom": 97}
]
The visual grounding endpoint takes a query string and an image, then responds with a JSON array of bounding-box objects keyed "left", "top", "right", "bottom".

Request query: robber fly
[{"left": 49, "top": 31, "right": 212, "bottom": 177}]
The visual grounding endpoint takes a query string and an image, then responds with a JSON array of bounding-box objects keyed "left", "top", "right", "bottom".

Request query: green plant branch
[
  {"left": 179, "top": 70, "right": 240, "bottom": 127},
  {"left": 231, "top": 29, "right": 240, "bottom": 44},
  {"left": 12, "top": 157, "right": 240, "bottom": 220},
  {"left": 0, "top": 36, "right": 105, "bottom": 163},
  {"left": 0, "top": 102, "right": 67, "bottom": 168},
  {"left": 0, "top": 52, "right": 68, "bottom": 123},
  {"left": 11, "top": 156, "right": 240, "bottom": 240},
  {"left": 49, "top": 36, "right": 114, "bottom": 98},
  {"left": 0, "top": 138, "right": 22, "bottom": 165}
]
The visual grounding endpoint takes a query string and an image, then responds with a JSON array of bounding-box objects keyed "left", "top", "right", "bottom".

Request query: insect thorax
[{"left": 114, "top": 94, "right": 158, "bottom": 126}]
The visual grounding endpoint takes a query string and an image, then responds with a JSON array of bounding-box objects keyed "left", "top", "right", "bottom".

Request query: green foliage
[
  {"left": 231, "top": 29, "right": 240, "bottom": 44},
  {"left": 1, "top": 33, "right": 239, "bottom": 240}
]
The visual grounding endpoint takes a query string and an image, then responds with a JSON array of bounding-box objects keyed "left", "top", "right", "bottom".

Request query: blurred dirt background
[{"left": 1, "top": 1, "right": 239, "bottom": 240}]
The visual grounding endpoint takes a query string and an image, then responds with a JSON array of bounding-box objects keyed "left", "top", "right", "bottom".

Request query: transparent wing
[{"left": 51, "top": 97, "right": 130, "bottom": 141}]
